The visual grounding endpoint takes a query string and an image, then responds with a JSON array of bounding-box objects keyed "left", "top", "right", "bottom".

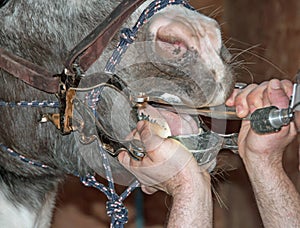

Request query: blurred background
[{"left": 52, "top": 0, "right": 300, "bottom": 227}]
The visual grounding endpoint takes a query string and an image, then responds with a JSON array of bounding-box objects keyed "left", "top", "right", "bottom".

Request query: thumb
[
  {"left": 117, "top": 150, "right": 131, "bottom": 168},
  {"left": 268, "top": 79, "right": 290, "bottom": 109},
  {"left": 136, "top": 121, "right": 165, "bottom": 153}
]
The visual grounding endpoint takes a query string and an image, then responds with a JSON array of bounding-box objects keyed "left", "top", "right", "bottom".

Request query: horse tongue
[
  {"left": 138, "top": 104, "right": 199, "bottom": 137},
  {"left": 158, "top": 109, "right": 199, "bottom": 136}
]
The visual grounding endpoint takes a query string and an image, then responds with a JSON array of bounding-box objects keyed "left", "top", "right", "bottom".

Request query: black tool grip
[{"left": 250, "top": 106, "right": 281, "bottom": 134}]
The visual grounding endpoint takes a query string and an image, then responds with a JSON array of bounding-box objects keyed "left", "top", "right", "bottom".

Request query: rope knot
[
  {"left": 106, "top": 200, "right": 128, "bottom": 225},
  {"left": 120, "top": 28, "right": 136, "bottom": 44}
]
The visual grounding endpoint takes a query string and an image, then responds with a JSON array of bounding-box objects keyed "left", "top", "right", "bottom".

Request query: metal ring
[{"left": 235, "top": 82, "right": 248, "bottom": 90}]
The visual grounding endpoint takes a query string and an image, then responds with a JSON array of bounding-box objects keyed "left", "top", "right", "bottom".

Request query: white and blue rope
[
  {"left": 105, "top": 0, "right": 195, "bottom": 73},
  {"left": 0, "top": 144, "right": 51, "bottom": 169},
  {"left": 0, "top": 0, "right": 195, "bottom": 226},
  {"left": 80, "top": 142, "right": 140, "bottom": 227},
  {"left": 0, "top": 100, "right": 59, "bottom": 108}
]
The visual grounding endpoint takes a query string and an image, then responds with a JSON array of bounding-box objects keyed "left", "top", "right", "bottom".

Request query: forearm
[
  {"left": 243, "top": 157, "right": 300, "bottom": 228},
  {"left": 167, "top": 171, "right": 212, "bottom": 228}
]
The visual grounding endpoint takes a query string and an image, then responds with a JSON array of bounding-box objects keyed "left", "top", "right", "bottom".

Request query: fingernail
[{"left": 270, "top": 80, "right": 281, "bottom": 90}]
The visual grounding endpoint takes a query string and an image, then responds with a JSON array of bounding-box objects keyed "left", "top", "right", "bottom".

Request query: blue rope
[
  {"left": 0, "top": 95, "right": 139, "bottom": 227},
  {"left": 0, "top": 144, "right": 51, "bottom": 169},
  {"left": 0, "top": 141, "right": 140, "bottom": 227},
  {"left": 0, "top": 100, "right": 59, "bottom": 108},
  {"left": 80, "top": 142, "right": 140, "bottom": 228},
  {"left": 0, "top": 1, "right": 196, "bottom": 226},
  {"left": 104, "top": 0, "right": 195, "bottom": 73},
  {"left": 85, "top": 86, "right": 104, "bottom": 115}
]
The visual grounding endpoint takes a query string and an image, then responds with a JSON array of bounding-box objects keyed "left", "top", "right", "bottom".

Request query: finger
[
  {"left": 118, "top": 148, "right": 147, "bottom": 168},
  {"left": 281, "top": 79, "right": 294, "bottom": 97},
  {"left": 118, "top": 150, "right": 131, "bottom": 168},
  {"left": 124, "top": 128, "right": 139, "bottom": 141},
  {"left": 225, "top": 88, "right": 240, "bottom": 106},
  {"left": 267, "top": 79, "right": 290, "bottom": 109},
  {"left": 262, "top": 88, "right": 271, "bottom": 108},
  {"left": 245, "top": 81, "right": 270, "bottom": 112},
  {"left": 234, "top": 84, "right": 258, "bottom": 117},
  {"left": 137, "top": 121, "right": 193, "bottom": 164},
  {"left": 287, "top": 122, "right": 297, "bottom": 137},
  {"left": 136, "top": 121, "right": 165, "bottom": 156}
]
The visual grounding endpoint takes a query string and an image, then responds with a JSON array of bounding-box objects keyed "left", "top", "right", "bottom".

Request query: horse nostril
[{"left": 155, "top": 27, "right": 188, "bottom": 59}]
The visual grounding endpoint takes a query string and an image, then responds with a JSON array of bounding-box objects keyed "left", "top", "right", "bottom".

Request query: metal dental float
[
  {"left": 60, "top": 71, "right": 300, "bottom": 170},
  {"left": 132, "top": 72, "right": 300, "bottom": 168}
]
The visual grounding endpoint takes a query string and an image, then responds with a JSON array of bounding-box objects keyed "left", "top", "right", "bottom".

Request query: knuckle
[
  {"left": 247, "top": 92, "right": 262, "bottom": 107},
  {"left": 234, "top": 93, "right": 246, "bottom": 105}
]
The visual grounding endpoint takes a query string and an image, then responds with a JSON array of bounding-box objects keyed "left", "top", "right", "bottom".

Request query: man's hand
[
  {"left": 226, "top": 79, "right": 297, "bottom": 164},
  {"left": 226, "top": 79, "right": 300, "bottom": 228},
  {"left": 118, "top": 105, "right": 213, "bottom": 227},
  {"left": 118, "top": 120, "right": 209, "bottom": 196}
]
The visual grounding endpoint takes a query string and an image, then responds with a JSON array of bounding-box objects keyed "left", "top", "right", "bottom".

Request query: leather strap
[
  {"left": 0, "top": 0, "right": 145, "bottom": 94},
  {"left": 65, "top": 0, "right": 145, "bottom": 74},
  {"left": 0, "top": 47, "right": 59, "bottom": 93}
]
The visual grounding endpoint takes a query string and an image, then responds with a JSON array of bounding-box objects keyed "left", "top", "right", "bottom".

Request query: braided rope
[
  {"left": 1, "top": 0, "right": 196, "bottom": 226},
  {"left": 0, "top": 144, "right": 51, "bottom": 169},
  {"left": 104, "top": 0, "right": 195, "bottom": 73},
  {"left": 80, "top": 141, "right": 140, "bottom": 228},
  {"left": 0, "top": 100, "right": 59, "bottom": 108},
  {"left": 85, "top": 87, "right": 103, "bottom": 115}
]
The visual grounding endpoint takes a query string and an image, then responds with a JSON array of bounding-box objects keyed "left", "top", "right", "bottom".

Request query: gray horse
[{"left": 0, "top": 0, "right": 234, "bottom": 227}]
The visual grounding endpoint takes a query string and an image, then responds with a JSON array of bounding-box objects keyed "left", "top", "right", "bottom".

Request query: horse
[{"left": 0, "top": 0, "right": 235, "bottom": 227}]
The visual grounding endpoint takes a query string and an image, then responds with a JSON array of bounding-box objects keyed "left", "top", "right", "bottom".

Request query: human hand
[
  {"left": 226, "top": 79, "right": 297, "bottom": 165},
  {"left": 118, "top": 105, "right": 210, "bottom": 196}
]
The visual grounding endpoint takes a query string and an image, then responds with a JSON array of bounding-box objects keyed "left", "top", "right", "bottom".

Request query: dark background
[{"left": 52, "top": 1, "right": 300, "bottom": 227}]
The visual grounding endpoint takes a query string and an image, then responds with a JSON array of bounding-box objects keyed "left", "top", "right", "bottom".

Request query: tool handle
[{"left": 250, "top": 106, "right": 292, "bottom": 134}]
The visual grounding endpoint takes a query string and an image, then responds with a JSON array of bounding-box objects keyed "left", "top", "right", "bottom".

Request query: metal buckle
[{"left": 44, "top": 66, "right": 83, "bottom": 135}]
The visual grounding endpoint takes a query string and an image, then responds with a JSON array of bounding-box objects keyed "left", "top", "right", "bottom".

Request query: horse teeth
[
  {"left": 150, "top": 119, "right": 157, "bottom": 124},
  {"left": 138, "top": 112, "right": 151, "bottom": 121}
]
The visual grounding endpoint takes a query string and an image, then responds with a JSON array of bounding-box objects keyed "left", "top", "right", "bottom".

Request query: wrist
[
  {"left": 169, "top": 165, "right": 211, "bottom": 197},
  {"left": 241, "top": 147, "right": 283, "bottom": 170},
  {"left": 242, "top": 151, "right": 285, "bottom": 180}
]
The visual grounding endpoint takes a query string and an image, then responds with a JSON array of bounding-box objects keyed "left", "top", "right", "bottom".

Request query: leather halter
[
  {"left": 0, "top": 0, "right": 145, "bottom": 134},
  {"left": 0, "top": 0, "right": 145, "bottom": 94}
]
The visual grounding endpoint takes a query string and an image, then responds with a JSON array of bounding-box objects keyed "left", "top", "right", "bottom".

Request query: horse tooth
[{"left": 137, "top": 112, "right": 150, "bottom": 121}]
